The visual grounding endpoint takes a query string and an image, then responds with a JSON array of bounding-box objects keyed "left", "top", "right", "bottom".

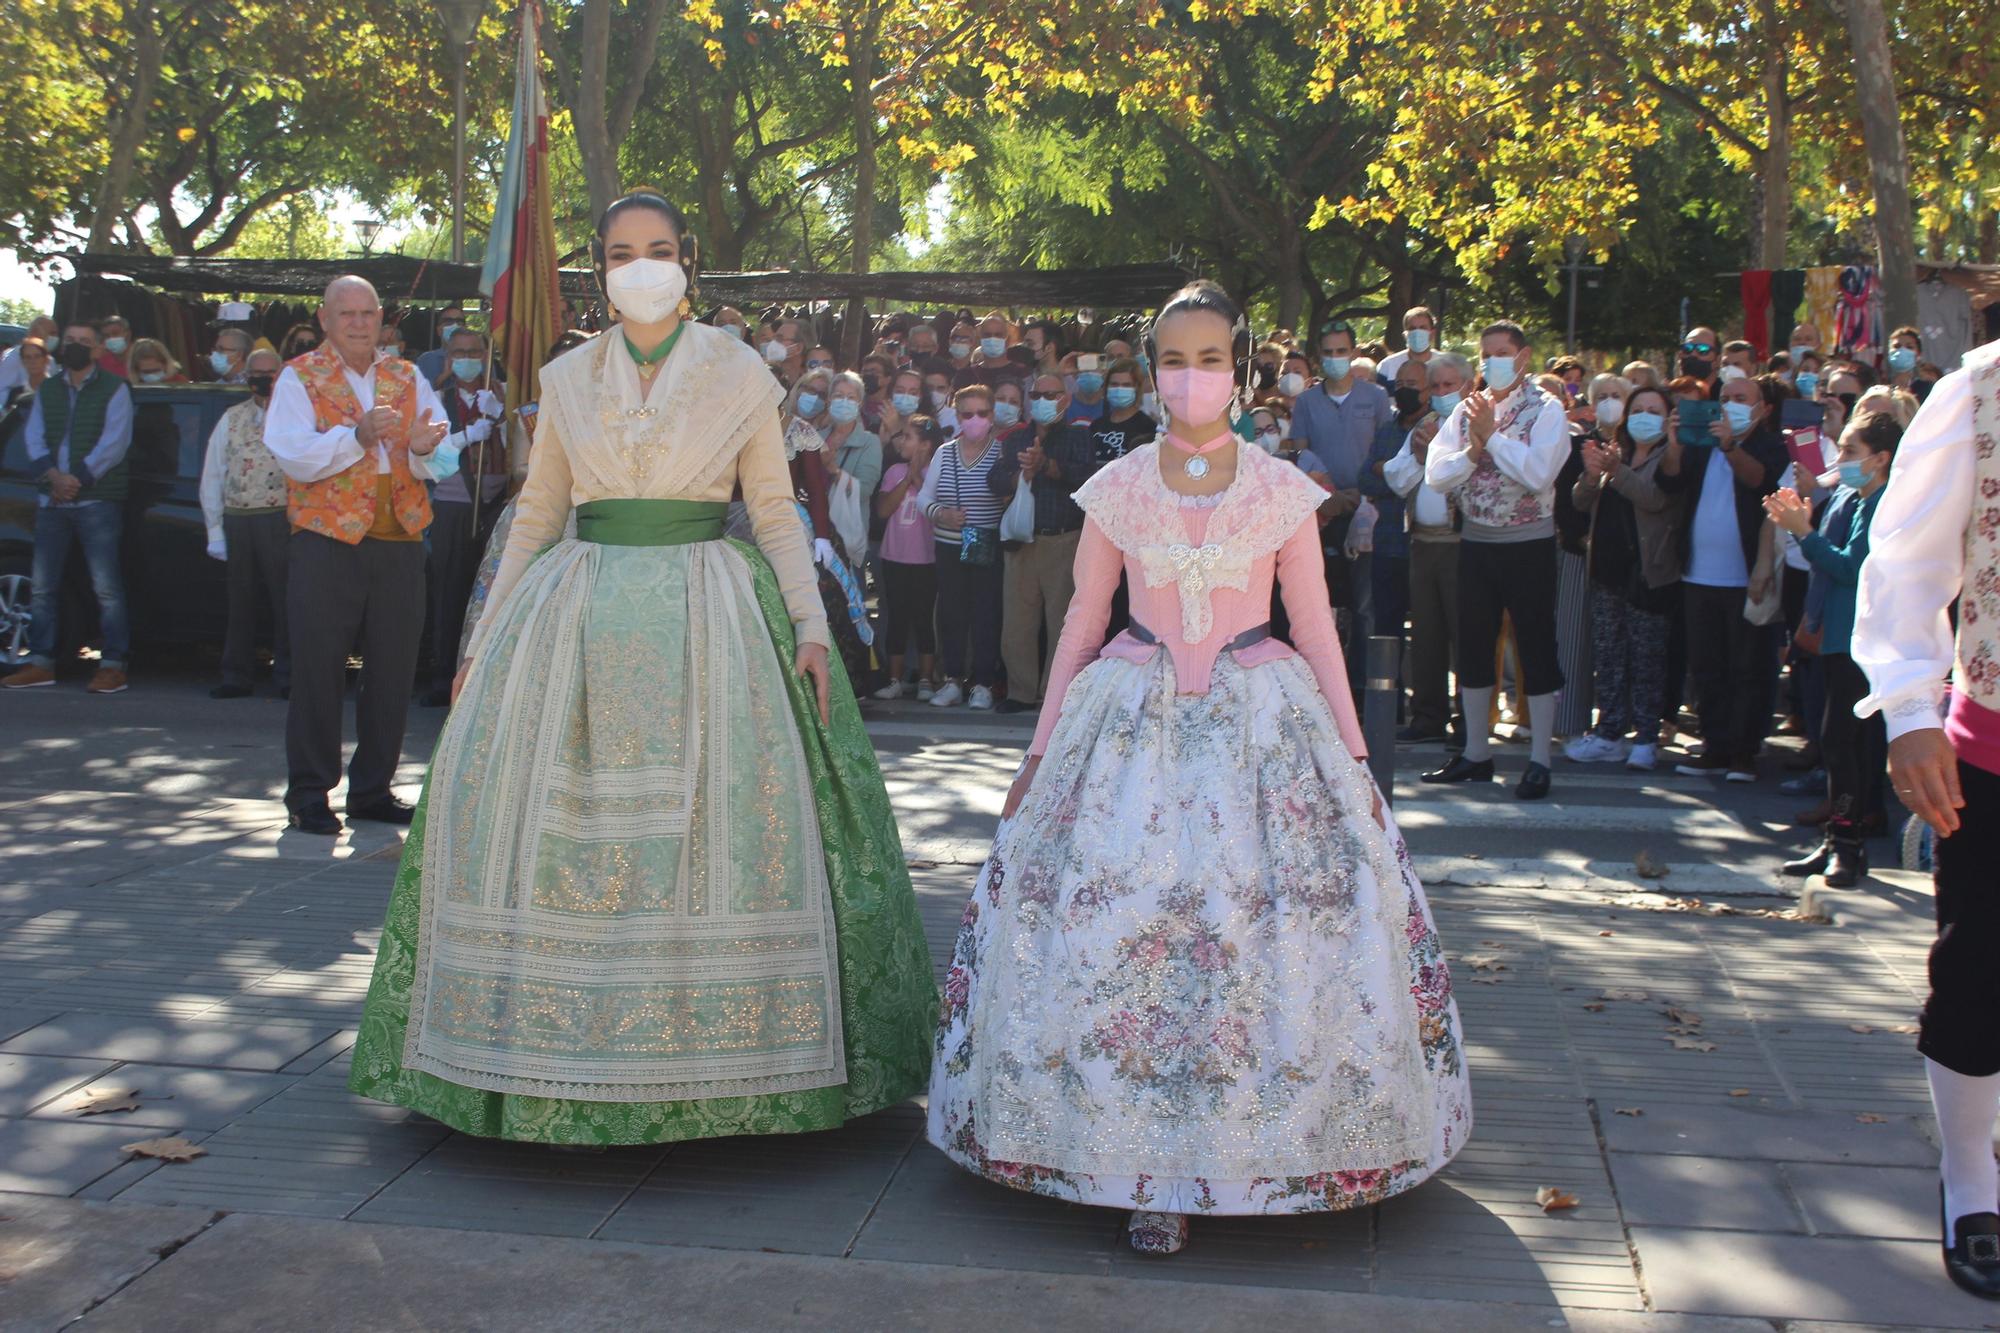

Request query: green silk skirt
[{"left": 348, "top": 501, "right": 938, "bottom": 1144}]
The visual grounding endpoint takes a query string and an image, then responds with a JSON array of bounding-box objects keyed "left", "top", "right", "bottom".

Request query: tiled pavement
[{"left": 1, "top": 695, "right": 1995, "bottom": 1327}]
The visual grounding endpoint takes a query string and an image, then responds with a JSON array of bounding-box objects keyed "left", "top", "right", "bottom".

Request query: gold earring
[{"left": 677, "top": 296, "right": 693, "bottom": 319}]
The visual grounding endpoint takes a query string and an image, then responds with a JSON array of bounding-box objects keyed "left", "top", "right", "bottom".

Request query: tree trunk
[
  {"left": 1273, "top": 222, "right": 1306, "bottom": 333},
  {"left": 840, "top": 36, "right": 879, "bottom": 367},
  {"left": 1842, "top": 0, "right": 1918, "bottom": 334},
  {"left": 86, "top": 1, "right": 163, "bottom": 253},
  {"left": 1756, "top": 0, "right": 1791, "bottom": 270},
  {"left": 1979, "top": 209, "right": 1998, "bottom": 266},
  {"left": 572, "top": 0, "right": 619, "bottom": 220}
]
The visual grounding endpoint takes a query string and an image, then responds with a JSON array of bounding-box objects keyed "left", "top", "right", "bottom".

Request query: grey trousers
[
  {"left": 285, "top": 531, "right": 426, "bottom": 814},
  {"left": 220, "top": 510, "right": 290, "bottom": 689}
]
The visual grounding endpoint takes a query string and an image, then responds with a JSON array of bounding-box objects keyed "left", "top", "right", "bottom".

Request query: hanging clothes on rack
[
  {"left": 1804, "top": 266, "right": 1843, "bottom": 347},
  {"left": 1769, "top": 270, "right": 1806, "bottom": 350},
  {"left": 1739, "top": 269, "right": 1774, "bottom": 358},
  {"left": 1836, "top": 266, "right": 1880, "bottom": 356}
]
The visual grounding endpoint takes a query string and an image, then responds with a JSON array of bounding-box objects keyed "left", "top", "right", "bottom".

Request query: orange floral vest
[{"left": 286, "top": 346, "right": 432, "bottom": 544}]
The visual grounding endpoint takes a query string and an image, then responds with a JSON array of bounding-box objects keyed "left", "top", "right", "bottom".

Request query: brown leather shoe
[
  {"left": 86, "top": 667, "right": 128, "bottom": 694},
  {"left": 2, "top": 664, "right": 55, "bottom": 689}
]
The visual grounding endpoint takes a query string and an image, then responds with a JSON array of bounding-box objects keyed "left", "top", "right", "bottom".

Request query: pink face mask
[
  {"left": 1158, "top": 367, "right": 1238, "bottom": 425},
  {"left": 957, "top": 412, "right": 993, "bottom": 442}
]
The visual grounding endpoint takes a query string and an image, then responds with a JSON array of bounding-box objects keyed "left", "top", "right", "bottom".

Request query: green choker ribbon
[{"left": 624, "top": 323, "right": 684, "bottom": 369}]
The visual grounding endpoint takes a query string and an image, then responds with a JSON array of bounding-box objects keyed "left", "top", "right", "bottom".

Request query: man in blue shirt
[
  {"left": 1288, "top": 318, "right": 1395, "bottom": 684},
  {"left": 3, "top": 321, "right": 135, "bottom": 693}
]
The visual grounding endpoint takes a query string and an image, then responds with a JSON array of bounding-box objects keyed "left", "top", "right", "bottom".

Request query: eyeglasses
[
  {"left": 1028, "top": 390, "right": 1063, "bottom": 401},
  {"left": 1681, "top": 341, "right": 1715, "bottom": 354},
  {"left": 959, "top": 410, "right": 992, "bottom": 420},
  {"left": 806, "top": 361, "right": 834, "bottom": 371}
]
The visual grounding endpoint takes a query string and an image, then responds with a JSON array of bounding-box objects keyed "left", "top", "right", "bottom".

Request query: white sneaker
[
  {"left": 968, "top": 685, "right": 995, "bottom": 710},
  {"left": 871, "top": 679, "right": 904, "bottom": 701},
  {"left": 916, "top": 680, "right": 937, "bottom": 702},
  {"left": 1725, "top": 765, "right": 1757, "bottom": 784},
  {"left": 929, "top": 681, "right": 963, "bottom": 707},
  {"left": 1625, "top": 743, "right": 1657, "bottom": 771},
  {"left": 1564, "top": 734, "right": 1628, "bottom": 764}
]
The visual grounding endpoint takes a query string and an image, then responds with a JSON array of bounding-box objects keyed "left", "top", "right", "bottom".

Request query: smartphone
[
  {"left": 1676, "top": 400, "right": 1721, "bottom": 448},
  {"left": 1779, "top": 397, "right": 1825, "bottom": 431},
  {"left": 1076, "top": 353, "right": 1101, "bottom": 373}
]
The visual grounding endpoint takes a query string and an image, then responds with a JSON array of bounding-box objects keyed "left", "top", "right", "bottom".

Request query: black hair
[
  {"left": 1315, "top": 318, "right": 1358, "bottom": 346},
  {"left": 1145, "top": 279, "right": 1250, "bottom": 368},
  {"left": 903, "top": 413, "right": 946, "bottom": 449},
  {"left": 1480, "top": 320, "right": 1528, "bottom": 351},
  {"left": 590, "top": 190, "right": 700, "bottom": 307}
]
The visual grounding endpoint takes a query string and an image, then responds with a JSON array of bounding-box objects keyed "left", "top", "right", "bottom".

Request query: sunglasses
[
  {"left": 959, "top": 410, "right": 992, "bottom": 420},
  {"left": 1028, "top": 390, "right": 1063, "bottom": 401},
  {"left": 1681, "top": 341, "right": 1715, "bottom": 354},
  {"left": 806, "top": 361, "right": 834, "bottom": 371}
]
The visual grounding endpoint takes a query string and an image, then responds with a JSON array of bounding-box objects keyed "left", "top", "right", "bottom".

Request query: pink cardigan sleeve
[
  {"left": 1276, "top": 516, "right": 1368, "bottom": 759},
  {"left": 1027, "top": 517, "right": 1123, "bottom": 757}
]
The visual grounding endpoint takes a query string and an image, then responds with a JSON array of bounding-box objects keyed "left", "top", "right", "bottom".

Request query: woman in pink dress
[{"left": 926, "top": 281, "right": 1472, "bottom": 1255}]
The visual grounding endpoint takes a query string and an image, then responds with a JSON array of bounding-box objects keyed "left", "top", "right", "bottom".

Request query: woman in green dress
[{"left": 347, "top": 191, "right": 937, "bottom": 1145}]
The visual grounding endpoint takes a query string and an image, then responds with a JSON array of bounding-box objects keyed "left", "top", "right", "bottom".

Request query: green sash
[{"left": 574, "top": 499, "right": 726, "bottom": 547}]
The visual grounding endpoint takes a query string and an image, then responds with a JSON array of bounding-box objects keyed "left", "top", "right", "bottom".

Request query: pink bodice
[{"left": 1028, "top": 440, "right": 1366, "bottom": 759}]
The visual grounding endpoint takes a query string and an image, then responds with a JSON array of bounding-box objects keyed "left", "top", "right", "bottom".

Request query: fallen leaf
[
  {"left": 1581, "top": 1002, "right": 1606, "bottom": 1012},
  {"left": 1729, "top": 1088, "right": 1751, "bottom": 1097},
  {"left": 1598, "top": 929, "right": 1615, "bottom": 936},
  {"left": 122, "top": 1136, "right": 205, "bottom": 1162},
  {"left": 1887, "top": 1022, "right": 1920, "bottom": 1034},
  {"left": 72, "top": 1087, "right": 142, "bottom": 1116},
  {"left": 1613, "top": 1107, "right": 1644, "bottom": 1117},
  {"left": 1667, "top": 1025, "right": 1702, "bottom": 1036},
  {"left": 1848, "top": 1024, "right": 1875, "bottom": 1034},
  {"left": 1855, "top": 1113, "right": 1888, "bottom": 1124},
  {"left": 1665, "top": 1036, "right": 1718, "bottom": 1052},
  {"left": 1536, "top": 1186, "right": 1581, "bottom": 1212},
  {"left": 1634, "top": 850, "right": 1670, "bottom": 879},
  {"left": 1664, "top": 1006, "right": 1703, "bottom": 1026},
  {"left": 1463, "top": 954, "right": 1507, "bottom": 971},
  {"left": 1600, "top": 988, "right": 1650, "bottom": 1002}
]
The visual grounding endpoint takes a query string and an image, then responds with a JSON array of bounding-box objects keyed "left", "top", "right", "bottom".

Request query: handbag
[
  {"left": 951, "top": 439, "right": 1001, "bottom": 565},
  {"left": 828, "top": 468, "right": 869, "bottom": 562},
  {"left": 999, "top": 474, "right": 1037, "bottom": 543}
]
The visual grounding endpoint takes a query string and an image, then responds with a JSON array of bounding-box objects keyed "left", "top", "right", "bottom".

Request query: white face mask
[
  {"left": 1594, "top": 398, "right": 1625, "bottom": 427},
  {"left": 763, "top": 340, "right": 789, "bottom": 364},
  {"left": 1278, "top": 372, "right": 1306, "bottom": 397},
  {"left": 605, "top": 257, "right": 688, "bottom": 325},
  {"left": 1717, "top": 364, "right": 1748, "bottom": 383}
]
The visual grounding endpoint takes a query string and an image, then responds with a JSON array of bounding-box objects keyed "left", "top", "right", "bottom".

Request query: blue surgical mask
[
  {"left": 1838, "top": 458, "right": 1871, "bottom": 489},
  {"left": 796, "top": 392, "right": 824, "bottom": 417},
  {"left": 1626, "top": 410, "right": 1666, "bottom": 444},
  {"left": 1795, "top": 372, "right": 1819, "bottom": 398},
  {"left": 1074, "top": 372, "right": 1104, "bottom": 396},
  {"left": 1321, "top": 356, "right": 1351, "bottom": 380},
  {"left": 1888, "top": 346, "right": 1917, "bottom": 373},
  {"left": 993, "top": 400, "right": 1021, "bottom": 427},
  {"left": 828, "top": 397, "right": 860, "bottom": 424},
  {"left": 138, "top": 369, "right": 166, "bottom": 383},
  {"left": 104, "top": 336, "right": 128, "bottom": 355},
  {"left": 209, "top": 350, "right": 234, "bottom": 375},
  {"left": 451, "top": 357, "right": 482, "bottom": 382},
  {"left": 1106, "top": 385, "right": 1137, "bottom": 409},
  {"left": 950, "top": 341, "right": 973, "bottom": 360},
  {"left": 1483, "top": 356, "right": 1519, "bottom": 391},
  {"left": 1788, "top": 343, "right": 1811, "bottom": 364},
  {"left": 1429, "top": 391, "right": 1462, "bottom": 417},
  {"left": 1722, "top": 400, "right": 1756, "bottom": 434},
  {"left": 440, "top": 323, "right": 460, "bottom": 341},
  {"left": 892, "top": 391, "right": 920, "bottom": 415},
  {"left": 1406, "top": 329, "right": 1431, "bottom": 354},
  {"left": 980, "top": 337, "right": 1006, "bottom": 358},
  {"left": 1028, "top": 397, "right": 1060, "bottom": 425}
]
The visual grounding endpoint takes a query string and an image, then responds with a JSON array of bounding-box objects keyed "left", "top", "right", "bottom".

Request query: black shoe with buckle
[
  {"left": 1781, "top": 839, "right": 1831, "bottom": 878},
  {"left": 1941, "top": 1188, "right": 2000, "bottom": 1299},
  {"left": 347, "top": 796, "right": 416, "bottom": 825},
  {"left": 1515, "top": 761, "right": 1552, "bottom": 801},
  {"left": 1421, "top": 755, "right": 1495, "bottom": 785}
]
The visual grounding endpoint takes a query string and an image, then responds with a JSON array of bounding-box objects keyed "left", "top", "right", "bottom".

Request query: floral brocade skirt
[
  {"left": 927, "top": 651, "right": 1472, "bottom": 1214},
  {"left": 350, "top": 533, "right": 937, "bottom": 1145}
]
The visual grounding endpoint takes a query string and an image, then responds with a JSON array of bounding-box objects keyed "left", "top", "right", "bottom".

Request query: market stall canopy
[{"left": 62, "top": 253, "right": 1193, "bottom": 311}]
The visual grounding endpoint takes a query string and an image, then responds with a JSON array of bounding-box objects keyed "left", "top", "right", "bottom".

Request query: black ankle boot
[
  {"left": 1823, "top": 829, "right": 1867, "bottom": 888},
  {"left": 1781, "top": 839, "right": 1830, "bottom": 877}
]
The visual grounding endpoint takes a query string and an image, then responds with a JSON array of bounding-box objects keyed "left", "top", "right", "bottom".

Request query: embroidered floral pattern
[
  {"left": 1452, "top": 385, "right": 1554, "bottom": 531},
  {"left": 287, "top": 345, "right": 430, "bottom": 543}
]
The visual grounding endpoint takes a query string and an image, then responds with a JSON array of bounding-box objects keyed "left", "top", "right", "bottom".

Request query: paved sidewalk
[{"left": 1, "top": 678, "right": 1992, "bottom": 1329}]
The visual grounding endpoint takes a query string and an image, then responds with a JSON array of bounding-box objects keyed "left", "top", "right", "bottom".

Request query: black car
[{"left": 0, "top": 383, "right": 244, "bottom": 665}]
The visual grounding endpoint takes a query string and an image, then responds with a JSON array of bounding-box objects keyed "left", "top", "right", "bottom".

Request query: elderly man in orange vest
[{"left": 264, "top": 275, "right": 453, "bottom": 835}]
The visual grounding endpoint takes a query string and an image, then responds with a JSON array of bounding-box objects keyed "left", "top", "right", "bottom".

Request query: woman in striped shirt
[{"left": 916, "top": 384, "right": 1008, "bottom": 708}]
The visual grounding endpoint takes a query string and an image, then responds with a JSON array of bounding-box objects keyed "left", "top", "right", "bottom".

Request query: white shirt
[
  {"left": 262, "top": 355, "right": 450, "bottom": 484},
  {"left": 1377, "top": 348, "right": 1431, "bottom": 384},
  {"left": 199, "top": 399, "right": 265, "bottom": 541},
  {"left": 1684, "top": 448, "right": 1748, "bottom": 588},
  {"left": 1383, "top": 430, "right": 1451, "bottom": 528},
  {"left": 0, "top": 344, "right": 29, "bottom": 400},
  {"left": 1423, "top": 384, "right": 1570, "bottom": 498},
  {"left": 1852, "top": 363, "right": 1973, "bottom": 739}
]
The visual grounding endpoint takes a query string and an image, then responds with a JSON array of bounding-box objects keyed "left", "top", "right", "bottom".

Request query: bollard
[{"left": 1363, "top": 635, "right": 1400, "bottom": 806}]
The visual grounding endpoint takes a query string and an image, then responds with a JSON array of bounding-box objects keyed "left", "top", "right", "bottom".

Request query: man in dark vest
[
  {"left": 3, "top": 319, "right": 135, "bottom": 693},
  {"left": 418, "top": 327, "right": 509, "bottom": 707}
]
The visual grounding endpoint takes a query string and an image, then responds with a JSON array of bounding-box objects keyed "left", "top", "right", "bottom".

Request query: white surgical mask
[
  {"left": 1593, "top": 399, "right": 1625, "bottom": 427},
  {"left": 1722, "top": 400, "right": 1756, "bottom": 434},
  {"left": 763, "top": 340, "right": 788, "bottom": 363},
  {"left": 1256, "top": 427, "right": 1283, "bottom": 454},
  {"left": 1278, "top": 372, "right": 1306, "bottom": 397},
  {"left": 1717, "top": 364, "right": 1748, "bottom": 383},
  {"left": 605, "top": 257, "right": 688, "bottom": 325},
  {"left": 1483, "top": 356, "right": 1519, "bottom": 392}
]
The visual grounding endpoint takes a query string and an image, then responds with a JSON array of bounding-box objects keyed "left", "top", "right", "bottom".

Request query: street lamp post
[
  {"left": 432, "top": 0, "right": 488, "bottom": 264},
  {"left": 354, "top": 218, "right": 384, "bottom": 257}
]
